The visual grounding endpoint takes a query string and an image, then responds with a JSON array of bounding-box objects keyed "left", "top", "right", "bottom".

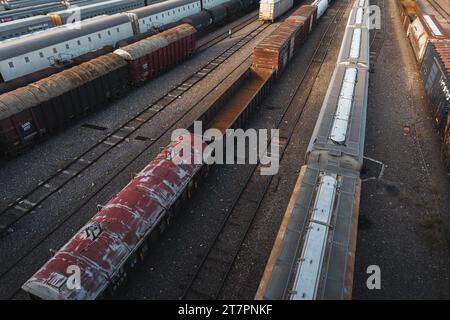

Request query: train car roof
[
  {"left": 0, "top": 15, "right": 52, "bottom": 31},
  {"left": 129, "top": 0, "right": 199, "bottom": 19},
  {"left": 0, "top": 13, "right": 129, "bottom": 61},
  {"left": 49, "top": 0, "right": 144, "bottom": 18}
]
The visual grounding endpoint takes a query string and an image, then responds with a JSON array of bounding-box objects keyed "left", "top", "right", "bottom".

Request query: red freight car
[
  {"left": 0, "top": 53, "right": 129, "bottom": 155},
  {"left": 22, "top": 133, "right": 208, "bottom": 300},
  {"left": 114, "top": 24, "right": 197, "bottom": 85}
]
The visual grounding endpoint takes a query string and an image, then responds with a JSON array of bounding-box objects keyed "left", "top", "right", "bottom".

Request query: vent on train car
[
  {"left": 329, "top": 68, "right": 358, "bottom": 145},
  {"left": 290, "top": 174, "right": 338, "bottom": 300},
  {"left": 356, "top": 7, "right": 364, "bottom": 25}
]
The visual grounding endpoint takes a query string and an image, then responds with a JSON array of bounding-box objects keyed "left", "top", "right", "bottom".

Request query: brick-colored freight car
[
  {"left": 0, "top": 53, "right": 129, "bottom": 155},
  {"left": 114, "top": 24, "right": 197, "bottom": 84},
  {"left": 420, "top": 40, "right": 450, "bottom": 166},
  {"left": 253, "top": 4, "right": 317, "bottom": 77}
]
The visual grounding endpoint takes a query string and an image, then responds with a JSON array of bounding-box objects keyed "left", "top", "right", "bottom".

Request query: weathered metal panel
[
  {"left": 114, "top": 24, "right": 196, "bottom": 60},
  {"left": 285, "top": 4, "right": 318, "bottom": 33},
  {"left": 0, "top": 53, "right": 126, "bottom": 120},
  {"left": 308, "top": 65, "right": 369, "bottom": 172},
  {"left": 22, "top": 134, "right": 207, "bottom": 300}
]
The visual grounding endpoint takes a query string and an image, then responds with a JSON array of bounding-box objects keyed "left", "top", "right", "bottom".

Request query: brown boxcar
[
  {"left": 114, "top": 24, "right": 197, "bottom": 85},
  {"left": 0, "top": 53, "right": 129, "bottom": 155},
  {"left": 253, "top": 22, "right": 302, "bottom": 77},
  {"left": 285, "top": 4, "right": 318, "bottom": 34}
]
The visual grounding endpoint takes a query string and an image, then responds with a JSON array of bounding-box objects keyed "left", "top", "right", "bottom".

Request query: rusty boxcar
[
  {"left": 0, "top": 53, "right": 129, "bottom": 155},
  {"left": 0, "top": 24, "right": 198, "bottom": 155},
  {"left": 253, "top": 25, "right": 294, "bottom": 77},
  {"left": 22, "top": 133, "right": 208, "bottom": 300},
  {"left": 114, "top": 24, "right": 196, "bottom": 85},
  {"left": 407, "top": 14, "right": 448, "bottom": 63},
  {"left": 285, "top": 4, "right": 318, "bottom": 34}
]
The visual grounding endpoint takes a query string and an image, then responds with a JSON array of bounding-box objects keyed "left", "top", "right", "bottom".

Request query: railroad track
[
  {"left": 0, "top": 20, "right": 268, "bottom": 238},
  {"left": 180, "top": 0, "right": 351, "bottom": 300},
  {"left": 426, "top": 0, "right": 450, "bottom": 24},
  {"left": 0, "top": 24, "right": 273, "bottom": 300}
]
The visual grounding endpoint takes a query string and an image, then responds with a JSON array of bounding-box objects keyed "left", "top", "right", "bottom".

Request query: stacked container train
[
  {"left": 398, "top": 1, "right": 450, "bottom": 168},
  {"left": 0, "top": 0, "right": 259, "bottom": 156},
  {"left": 256, "top": 0, "right": 369, "bottom": 300},
  {"left": 21, "top": 0, "right": 332, "bottom": 300}
]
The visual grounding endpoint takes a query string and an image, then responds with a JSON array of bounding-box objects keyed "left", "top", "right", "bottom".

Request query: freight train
[
  {"left": 21, "top": 0, "right": 331, "bottom": 300},
  {"left": 0, "top": 0, "right": 258, "bottom": 156},
  {"left": 399, "top": 1, "right": 450, "bottom": 167},
  {"left": 0, "top": 0, "right": 255, "bottom": 85},
  {"left": 256, "top": 0, "right": 369, "bottom": 300}
]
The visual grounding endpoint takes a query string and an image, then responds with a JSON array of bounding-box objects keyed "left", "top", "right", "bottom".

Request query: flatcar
[{"left": 22, "top": 133, "right": 208, "bottom": 300}]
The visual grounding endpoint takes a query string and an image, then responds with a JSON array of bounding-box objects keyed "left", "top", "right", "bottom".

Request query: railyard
[{"left": 0, "top": 0, "right": 449, "bottom": 301}]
